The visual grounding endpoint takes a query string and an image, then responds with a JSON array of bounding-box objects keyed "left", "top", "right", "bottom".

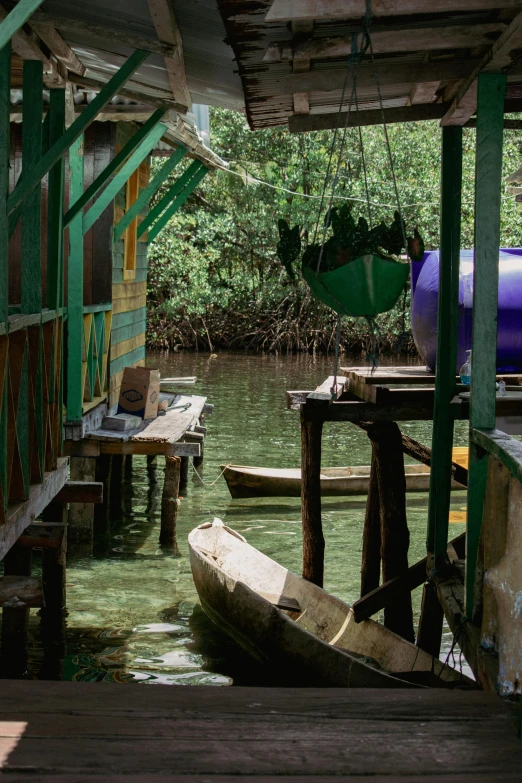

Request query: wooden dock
[{"left": 0, "top": 682, "right": 520, "bottom": 780}]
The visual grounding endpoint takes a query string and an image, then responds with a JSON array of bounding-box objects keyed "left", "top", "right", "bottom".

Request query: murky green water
[{"left": 28, "top": 352, "right": 468, "bottom": 684}]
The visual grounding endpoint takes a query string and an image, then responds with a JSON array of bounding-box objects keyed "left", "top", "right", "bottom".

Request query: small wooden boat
[
  {"left": 222, "top": 463, "right": 464, "bottom": 499},
  {"left": 189, "top": 519, "right": 473, "bottom": 688}
]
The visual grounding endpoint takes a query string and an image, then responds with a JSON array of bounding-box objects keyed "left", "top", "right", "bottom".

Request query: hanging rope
[
  {"left": 192, "top": 462, "right": 231, "bottom": 489},
  {"left": 330, "top": 314, "right": 343, "bottom": 399}
]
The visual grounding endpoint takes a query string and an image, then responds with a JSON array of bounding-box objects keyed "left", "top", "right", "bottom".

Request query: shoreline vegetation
[{"left": 146, "top": 107, "right": 522, "bottom": 355}]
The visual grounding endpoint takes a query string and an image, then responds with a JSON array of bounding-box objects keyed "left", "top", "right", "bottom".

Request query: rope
[
  {"left": 365, "top": 316, "right": 380, "bottom": 374},
  {"left": 355, "top": 86, "right": 373, "bottom": 229},
  {"left": 192, "top": 462, "right": 230, "bottom": 489}
]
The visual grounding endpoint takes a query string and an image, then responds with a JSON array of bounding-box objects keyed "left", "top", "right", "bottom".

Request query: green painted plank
[
  {"left": 466, "top": 72, "right": 507, "bottom": 617},
  {"left": 134, "top": 268, "right": 148, "bottom": 282},
  {"left": 46, "top": 89, "right": 65, "bottom": 311},
  {"left": 83, "top": 303, "right": 112, "bottom": 314},
  {"left": 66, "top": 135, "right": 85, "bottom": 422},
  {"left": 111, "top": 319, "right": 147, "bottom": 345},
  {"left": 83, "top": 121, "right": 167, "bottom": 234},
  {"left": 137, "top": 160, "right": 202, "bottom": 239},
  {"left": 0, "top": 41, "right": 9, "bottom": 510},
  {"left": 427, "top": 126, "right": 463, "bottom": 566},
  {"left": 21, "top": 60, "right": 43, "bottom": 314},
  {"left": 112, "top": 307, "right": 147, "bottom": 330},
  {"left": 148, "top": 166, "right": 208, "bottom": 242},
  {"left": 0, "top": 41, "right": 9, "bottom": 325},
  {"left": 8, "top": 49, "right": 150, "bottom": 217},
  {"left": 0, "top": 0, "right": 44, "bottom": 52},
  {"left": 110, "top": 345, "right": 146, "bottom": 377},
  {"left": 64, "top": 108, "right": 165, "bottom": 227},
  {"left": 113, "top": 146, "right": 187, "bottom": 241},
  {"left": 113, "top": 253, "right": 124, "bottom": 270},
  {"left": 112, "top": 267, "right": 124, "bottom": 284}
]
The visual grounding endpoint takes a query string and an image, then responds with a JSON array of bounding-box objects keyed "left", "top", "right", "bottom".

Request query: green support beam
[
  {"left": 137, "top": 160, "right": 203, "bottom": 240},
  {"left": 64, "top": 107, "right": 166, "bottom": 228},
  {"left": 148, "top": 165, "right": 208, "bottom": 242},
  {"left": 9, "top": 111, "right": 50, "bottom": 240},
  {"left": 0, "top": 41, "right": 9, "bottom": 326},
  {"left": 8, "top": 48, "right": 150, "bottom": 217},
  {"left": 82, "top": 121, "right": 167, "bottom": 235},
  {"left": 0, "top": 41, "right": 10, "bottom": 514},
  {"left": 47, "top": 89, "right": 65, "bottom": 311},
  {"left": 66, "top": 135, "right": 85, "bottom": 423},
  {"left": 466, "top": 72, "right": 507, "bottom": 617},
  {"left": 428, "top": 126, "right": 463, "bottom": 566},
  {"left": 21, "top": 60, "right": 43, "bottom": 314},
  {"left": 113, "top": 146, "right": 187, "bottom": 241},
  {"left": 0, "top": 0, "right": 44, "bottom": 52}
]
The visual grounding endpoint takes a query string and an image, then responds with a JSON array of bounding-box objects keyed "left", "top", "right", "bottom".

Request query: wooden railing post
[{"left": 466, "top": 72, "right": 506, "bottom": 617}]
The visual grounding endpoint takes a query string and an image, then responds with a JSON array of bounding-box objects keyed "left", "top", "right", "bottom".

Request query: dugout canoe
[
  {"left": 188, "top": 519, "right": 473, "bottom": 689},
  {"left": 221, "top": 463, "right": 465, "bottom": 499}
]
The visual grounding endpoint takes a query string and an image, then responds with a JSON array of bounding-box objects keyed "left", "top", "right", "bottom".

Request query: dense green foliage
[{"left": 147, "top": 107, "right": 522, "bottom": 354}]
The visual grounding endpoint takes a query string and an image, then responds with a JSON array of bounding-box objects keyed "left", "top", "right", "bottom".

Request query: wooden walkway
[{"left": 0, "top": 682, "right": 521, "bottom": 780}]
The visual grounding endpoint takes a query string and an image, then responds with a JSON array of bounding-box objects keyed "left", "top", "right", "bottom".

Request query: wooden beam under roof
[
  {"left": 68, "top": 73, "right": 188, "bottom": 114},
  {"left": 29, "top": 22, "right": 85, "bottom": 76},
  {"left": 146, "top": 0, "right": 191, "bottom": 114},
  {"left": 442, "top": 8, "right": 522, "bottom": 125},
  {"left": 280, "top": 59, "right": 479, "bottom": 95},
  {"left": 30, "top": 11, "right": 178, "bottom": 59},
  {"left": 265, "top": 23, "right": 507, "bottom": 63},
  {"left": 265, "top": 0, "right": 522, "bottom": 23},
  {"left": 289, "top": 101, "right": 451, "bottom": 132},
  {"left": 0, "top": 7, "right": 65, "bottom": 87}
]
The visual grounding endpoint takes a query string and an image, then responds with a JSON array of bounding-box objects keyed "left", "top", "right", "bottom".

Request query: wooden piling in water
[
  {"left": 300, "top": 411, "right": 324, "bottom": 587},
  {"left": 360, "top": 452, "right": 381, "bottom": 598},
  {"left": 0, "top": 543, "right": 32, "bottom": 677},
  {"left": 160, "top": 456, "right": 181, "bottom": 554},
  {"left": 68, "top": 456, "right": 96, "bottom": 543},
  {"left": 179, "top": 455, "right": 189, "bottom": 494},
  {"left": 364, "top": 421, "right": 415, "bottom": 642}
]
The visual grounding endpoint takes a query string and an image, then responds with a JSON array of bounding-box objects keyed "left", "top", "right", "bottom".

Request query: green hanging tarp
[{"left": 302, "top": 255, "right": 409, "bottom": 318}]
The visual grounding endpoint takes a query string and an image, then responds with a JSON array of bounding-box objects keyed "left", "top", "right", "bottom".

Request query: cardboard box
[{"left": 117, "top": 366, "right": 160, "bottom": 420}]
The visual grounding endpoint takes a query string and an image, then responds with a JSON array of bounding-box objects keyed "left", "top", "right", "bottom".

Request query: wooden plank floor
[{"left": 0, "top": 682, "right": 521, "bottom": 781}]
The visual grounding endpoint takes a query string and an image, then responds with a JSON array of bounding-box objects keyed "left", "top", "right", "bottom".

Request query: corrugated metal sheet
[{"left": 39, "top": 0, "right": 243, "bottom": 109}]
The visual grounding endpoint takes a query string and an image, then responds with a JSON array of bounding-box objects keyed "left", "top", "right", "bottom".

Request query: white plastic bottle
[{"left": 460, "top": 350, "right": 472, "bottom": 386}]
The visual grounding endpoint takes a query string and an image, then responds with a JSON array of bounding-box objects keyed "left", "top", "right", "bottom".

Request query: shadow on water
[{"left": 16, "top": 351, "right": 469, "bottom": 685}]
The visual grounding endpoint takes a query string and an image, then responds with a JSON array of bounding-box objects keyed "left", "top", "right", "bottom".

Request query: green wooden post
[
  {"left": 0, "top": 41, "right": 9, "bottom": 325},
  {"left": 0, "top": 41, "right": 10, "bottom": 512},
  {"left": 21, "top": 60, "right": 43, "bottom": 313},
  {"left": 9, "top": 112, "right": 50, "bottom": 240},
  {"left": 427, "top": 126, "right": 463, "bottom": 566},
  {"left": 114, "top": 146, "right": 187, "bottom": 241},
  {"left": 67, "top": 135, "right": 85, "bottom": 422},
  {"left": 466, "top": 72, "right": 507, "bottom": 617},
  {"left": 0, "top": 0, "right": 44, "bottom": 51},
  {"left": 148, "top": 165, "right": 208, "bottom": 242},
  {"left": 64, "top": 107, "right": 165, "bottom": 227},
  {"left": 138, "top": 160, "right": 203, "bottom": 239},
  {"left": 47, "top": 89, "right": 65, "bottom": 311},
  {"left": 82, "top": 122, "right": 167, "bottom": 235},
  {"left": 8, "top": 49, "right": 150, "bottom": 217}
]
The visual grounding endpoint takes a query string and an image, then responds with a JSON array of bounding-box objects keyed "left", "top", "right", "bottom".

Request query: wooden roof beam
[
  {"left": 266, "top": 0, "right": 522, "bottom": 23},
  {"left": 28, "top": 22, "right": 86, "bottom": 76},
  {"left": 289, "top": 101, "right": 451, "bottom": 132},
  {"left": 280, "top": 59, "right": 480, "bottom": 95},
  {"left": 264, "top": 23, "right": 507, "bottom": 62},
  {"left": 146, "top": 0, "right": 191, "bottom": 113},
  {"left": 68, "top": 73, "right": 187, "bottom": 114},
  {"left": 442, "top": 9, "right": 522, "bottom": 125}
]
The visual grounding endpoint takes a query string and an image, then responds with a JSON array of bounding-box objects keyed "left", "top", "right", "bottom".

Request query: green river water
[{"left": 26, "top": 352, "right": 468, "bottom": 685}]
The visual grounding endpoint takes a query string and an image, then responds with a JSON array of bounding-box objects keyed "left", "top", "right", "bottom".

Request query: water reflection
[{"left": 22, "top": 352, "right": 468, "bottom": 684}]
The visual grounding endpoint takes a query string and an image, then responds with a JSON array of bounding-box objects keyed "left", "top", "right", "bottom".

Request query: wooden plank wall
[
  {"left": 8, "top": 122, "right": 116, "bottom": 309},
  {"left": 109, "top": 121, "right": 150, "bottom": 407}
]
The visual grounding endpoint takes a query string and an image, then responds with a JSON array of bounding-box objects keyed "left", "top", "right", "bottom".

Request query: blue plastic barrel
[{"left": 411, "top": 248, "right": 522, "bottom": 373}]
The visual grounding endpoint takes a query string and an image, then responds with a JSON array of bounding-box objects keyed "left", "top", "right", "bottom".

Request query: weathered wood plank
[
  {"left": 146, "top": 0, "right": 191, "bottom": 112},
  {"left": 266, "top": 0, "right": 522, "bottom": 22},
  {"left": 289, "top": 102, "right": 450, "bottom": 133},
  {"left": 0, "top": 576, "right": 43, "bottom": 607},
  {"left": 55, "top": 481, "right": 103, "bottom": 504}
]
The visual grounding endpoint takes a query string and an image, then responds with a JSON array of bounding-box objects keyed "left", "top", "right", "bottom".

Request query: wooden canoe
[
  {"left": 222, "top": 463, "right": 465, "bottom": 499},
  {"left": 189, "top": 519, "right": 474, "bottom": 688}
]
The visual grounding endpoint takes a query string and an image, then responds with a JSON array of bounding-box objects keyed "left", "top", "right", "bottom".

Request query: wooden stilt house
[{"left": 0, "top": 0, "right": 232, "bottom": 618}]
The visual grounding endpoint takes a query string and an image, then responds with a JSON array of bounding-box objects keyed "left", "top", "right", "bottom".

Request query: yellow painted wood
[
  {"left": 112, "top": 294, "right": 146, "bottom": 315},
  {"left": 112, "top": 280, "right": 147, "bottom": 301},
  {"left": 110, "top": 332, "right": 145, "bottom": 362}
]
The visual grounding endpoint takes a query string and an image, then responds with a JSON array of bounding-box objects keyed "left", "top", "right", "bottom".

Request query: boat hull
[
  {"left": 189, "top": 522, "right": 473, "bottom": 689},
  {"left": 222, "top": 464, "right": 464, "bottom": 499}
]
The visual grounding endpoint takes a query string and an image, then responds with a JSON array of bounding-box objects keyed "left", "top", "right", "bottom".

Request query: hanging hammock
[{"left": 301, "top": 0, "right": 418, "bottom": 319}]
